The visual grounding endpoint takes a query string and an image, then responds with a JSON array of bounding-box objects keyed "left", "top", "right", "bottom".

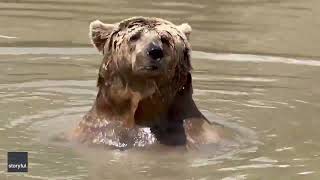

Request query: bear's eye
[
  {"left": 160, "top": 36, "right": 170, "bottom": 46},
  {"left": 129, "top": 31, "right": 141, "bottom": 42}
]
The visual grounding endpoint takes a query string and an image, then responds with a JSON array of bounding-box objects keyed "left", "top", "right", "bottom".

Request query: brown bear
[{"left": 73, "top": 17, "right": 224, "bottom": 149}]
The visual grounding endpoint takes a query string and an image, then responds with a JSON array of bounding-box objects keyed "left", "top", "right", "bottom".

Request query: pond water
[{"left": 0, "top": 0, "right": 320, "bottom": 179}]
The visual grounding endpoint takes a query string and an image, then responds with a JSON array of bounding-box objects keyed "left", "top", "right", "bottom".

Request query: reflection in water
[{"left": 0, "top": 0, "right": 320, "bottom": 179}]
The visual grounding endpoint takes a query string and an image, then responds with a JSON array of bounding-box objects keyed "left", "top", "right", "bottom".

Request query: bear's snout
[
  {"left": 132, "top": 39, "right": 167, "bottom": 76},
  {"left": 147, "top": 43, "right": 164, "bottom": 61}
]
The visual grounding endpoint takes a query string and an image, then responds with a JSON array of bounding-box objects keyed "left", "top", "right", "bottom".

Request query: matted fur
[{"left": 73, "top": 17, "right": 222, "bottom": 149}]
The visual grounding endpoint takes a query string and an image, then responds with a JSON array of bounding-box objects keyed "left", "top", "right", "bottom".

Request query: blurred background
[{"left": 0, "top": 0, "right": 319, "bottom": 57}]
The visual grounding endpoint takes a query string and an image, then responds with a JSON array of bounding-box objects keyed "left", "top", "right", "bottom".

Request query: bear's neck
[{"left": 92, "top": 78, "right": 176, "bottom": 127}]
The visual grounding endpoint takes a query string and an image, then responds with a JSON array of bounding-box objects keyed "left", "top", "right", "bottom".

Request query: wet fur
[{"left": 73, "top": 17, "right": 222, "bottom": 149}]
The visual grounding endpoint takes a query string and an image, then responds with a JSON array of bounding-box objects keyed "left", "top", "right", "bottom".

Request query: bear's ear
[
  {"left": 177, "top": 23, "right": 192, "bottom": 40},
  {"left": 89, "top": 20, "right": 115, "bottom": 53}
]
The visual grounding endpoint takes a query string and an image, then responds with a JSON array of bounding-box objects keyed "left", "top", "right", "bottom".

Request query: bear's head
[
  {"left": 90, "top": 17, "right": 192, "bottom": 87},
  {"left": 89, "top": 17, "right": 193, "bottom": 127}
]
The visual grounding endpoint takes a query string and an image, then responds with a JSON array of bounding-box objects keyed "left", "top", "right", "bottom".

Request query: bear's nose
[{"left": 147, "top": 45, "right": 164, "bottom": 61}]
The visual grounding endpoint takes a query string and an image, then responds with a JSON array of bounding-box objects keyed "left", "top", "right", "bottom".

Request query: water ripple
[{"left": 0, "top": 47, "right": 319, "bottom": 66}]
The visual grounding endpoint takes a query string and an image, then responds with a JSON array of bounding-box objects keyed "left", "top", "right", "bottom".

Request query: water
[{"left": 0, "top": 0, "right": 320, "bottom": 179}]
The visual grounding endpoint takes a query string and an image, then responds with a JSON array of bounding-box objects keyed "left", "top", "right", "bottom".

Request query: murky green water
[{"left": 0, "top": 0, "right": 320, "bottom": 179}]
